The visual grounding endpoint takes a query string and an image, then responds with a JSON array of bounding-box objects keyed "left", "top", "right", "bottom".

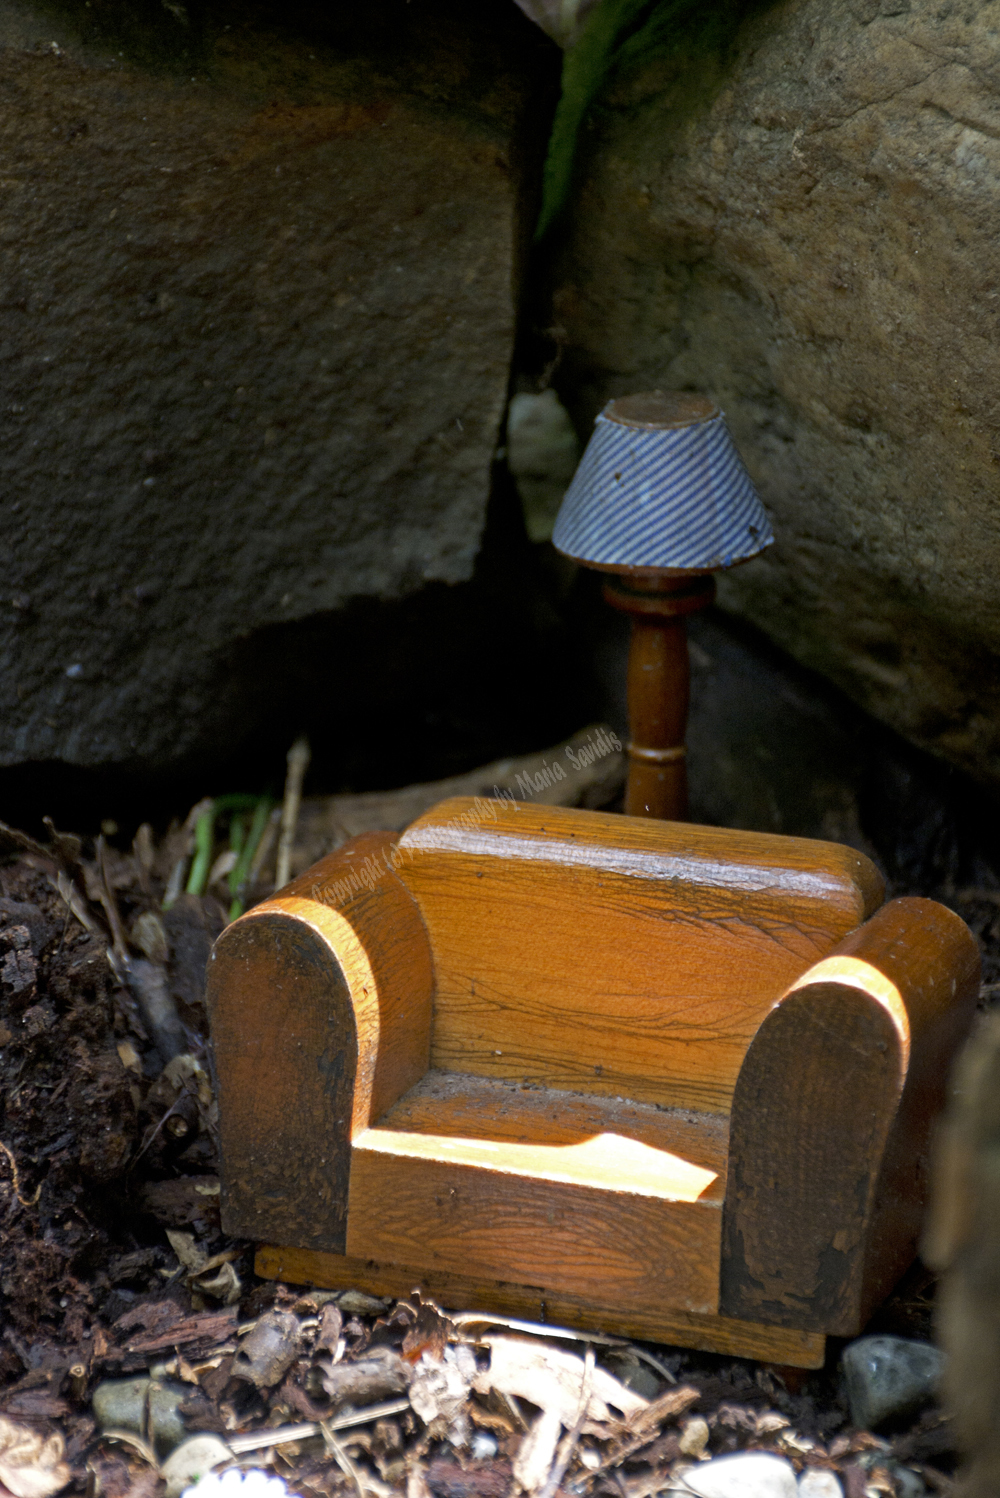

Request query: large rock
[
  {"left": 1, "top": 0, "right": 547, "bottom": 770},
  {"left": 928, "top": 1010, "right": 1000, "bottom": 1497},
  {"left": 551, "top": 0, "right": 1000, "bottom": 786}
]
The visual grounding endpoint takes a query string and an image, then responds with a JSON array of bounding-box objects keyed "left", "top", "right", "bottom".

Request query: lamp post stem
[{"left": 603, "top": 574, "right": 715, "bottom": 821}]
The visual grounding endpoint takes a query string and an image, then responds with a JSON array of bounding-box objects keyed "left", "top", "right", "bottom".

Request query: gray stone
[
  {"left": 842, "top": 1334, "right": 944, "bottom": 1430},
  {"left": 92, "top": 1375, "right": 190, "bottom": 1459},
  {"left": 92, "top": 1375, "right": 149, "bottom": 1438},
  {"left": 147, "top": 1379, "right": 191, "bottom": 1459},
  {"left": 0, "top": 0, "right": 542, "bottom": 771},
  {"left": 552, "top": 0, "right": 1000, "bottom": 786}
]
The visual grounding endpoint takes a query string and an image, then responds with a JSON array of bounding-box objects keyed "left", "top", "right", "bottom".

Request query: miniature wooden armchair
[{"left": 207, "top": 798, "right": 979, "bottom": 1367}]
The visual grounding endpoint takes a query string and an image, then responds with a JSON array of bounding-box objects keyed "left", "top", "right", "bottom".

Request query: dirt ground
[{"left": 1, "top": 813, "right": 994, "bottom": 1498}]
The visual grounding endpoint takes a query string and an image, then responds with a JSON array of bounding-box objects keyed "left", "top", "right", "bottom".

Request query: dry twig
[
  {"left": 539, "top": 1344, "right": 594, "bottom": 1498},
  {"left": 276, "top": 737, "right": 311, "bottom": 891},
  {"left": 321, "top": 1422, "right": 366, "bottom": 1498},
  {"left": 0, "top": 1140, "right": 41, "bottom": 1207}
]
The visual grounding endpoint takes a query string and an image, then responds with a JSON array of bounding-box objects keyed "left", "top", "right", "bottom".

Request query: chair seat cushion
[{"left": 347, "top": 1070, "right": 727, "bottom": 1315}]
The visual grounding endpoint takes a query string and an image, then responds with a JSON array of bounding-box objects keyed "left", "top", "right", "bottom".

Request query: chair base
[{"left": 254, "top": 1242, "right": 827, "bottom": 1369}]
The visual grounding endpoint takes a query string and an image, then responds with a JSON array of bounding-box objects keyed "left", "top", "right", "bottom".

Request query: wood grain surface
[
  {"left": 347, "top": 1070, "right": 727, "bottom": 1316},
  {"left": 397, "top": 798, "right": 884, "bottom": 1114},
  {"left": 721, "top": 896, "right": 980, "bottom": 1334},
  {"left": 624, "top": 610, "right": 690, "bottom": 821},
  {"left": 602, "top": 574, "right": 716, "bottom": 822},
  {"left": 371, "top": 1070, "right": 727, "bottom": 1182},
  {"left": 254, "top": 1243, "right": 828, "bottom": 1368},
  {"left": 347, "top": 1145, "right": 721, "bottom": 1315},
  {"left": 206, "top": 832, "right": 432, "bottom": 1252}
]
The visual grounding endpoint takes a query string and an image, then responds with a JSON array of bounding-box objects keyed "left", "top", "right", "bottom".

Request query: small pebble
[
  {"left": 92, "top": 1376, "right": 149, "bottom": 1437},
  {"left": 161, "top": 1436, "right": 231, "bottom": 1498},
  {"left": 470, "top": 1432, "right": 498, "bottom": 1461},
  {"left": 841, "top": 1335, "right": 944, "bottom": 1430},
  {"left": 337, "top": 1289, "right": 390, "bottom": 1316},
  {"left": 183, "top": 1470, "right": 291, "bottom": 1498},
  {"left": 678, "top": 1417, "right": 710, "bottom": 1458},
  {"left": 797, "top": 1471, "right": 843, "bottom": 1497},
  {"left": 678, "top": 1451, "right": 798, "bottom": 1498}
]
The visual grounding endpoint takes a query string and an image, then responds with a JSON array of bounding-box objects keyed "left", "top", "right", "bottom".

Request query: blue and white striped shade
[{"left": 552, "top": 391, "right": 774, "bottom": 571}]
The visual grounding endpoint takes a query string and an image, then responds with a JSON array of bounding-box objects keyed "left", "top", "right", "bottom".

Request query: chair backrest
[{"left": 395, "top": 798, "right": 885, "bottom": 1115}]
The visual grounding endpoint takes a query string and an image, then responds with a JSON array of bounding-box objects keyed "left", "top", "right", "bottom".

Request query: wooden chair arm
[
  {"left": 720, "top": 896, "right": 980, "bottom": 1335},
  {"left": 206, "top": 832, "right": 433, "bottom": 1253}
]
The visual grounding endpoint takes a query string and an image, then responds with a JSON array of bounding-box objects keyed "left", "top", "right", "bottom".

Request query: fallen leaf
[
  {"left": 473, "top": 1337, "right": 646, "bottom": 1429},
  {"left": 0, "top": 1417, "right": 71, "bottom": 1498},
  {"left": 315, "top": 1302, "right": 344, "bottom": 1356},
  {"left": 755, "top": 1412, "right": 791, "bottom": 1436},
  {"left": 400, "top": 1298, "right": 452, "bottom": 1364},
  {"left": 513, "top": 1407, "right": 562, "bottom": 1495},
  {"left": 409, "top": 1347, "right": 476, "bottom": 1429},
  {"left": 166, "top": 1230, "right": 205, "bottom": 1274},
  {"left": 192, "top": 1260, "right": 241, "bottom": 1305}
]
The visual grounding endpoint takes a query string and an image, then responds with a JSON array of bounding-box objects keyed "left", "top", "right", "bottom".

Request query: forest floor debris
[{"left": 2, "top": 742, "right": 999, "bottom": 1498}]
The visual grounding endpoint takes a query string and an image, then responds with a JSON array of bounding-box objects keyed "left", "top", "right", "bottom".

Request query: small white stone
[
  {"left": 798, "top": 1471, "right": 844, "bottom": 1497},
  {"left": 678, "top": 1451, "right": 798, "bottom": 1498},
  {"left": 470, "top": 1432, "right": 498, "bottom": 1461},
  {"left": 176, "top": 1466, "right": 293, "bottom": 1498}
]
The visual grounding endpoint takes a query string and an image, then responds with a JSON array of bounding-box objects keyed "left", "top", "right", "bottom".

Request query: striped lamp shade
[{"left": 552, "top": 391, "right": 773, "bottom": 572}]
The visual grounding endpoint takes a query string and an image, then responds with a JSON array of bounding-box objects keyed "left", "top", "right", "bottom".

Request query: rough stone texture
[
  {"left": 1, "top": 0, "right": 548, "bottom": 769},
  {"left": 928, "top": 1010, "right": 1000, "bottom": 1497},
  {"left": 842, "top": 1334, "right": 944, "bottom": 1431},
  {"left": 551, "top": 0, "right": 1000, "bottom": 786}
]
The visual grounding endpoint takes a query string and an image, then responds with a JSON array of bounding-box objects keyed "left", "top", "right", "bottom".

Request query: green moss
[{"left": 536, "top": 0, "right": 763, "bottom": 242}]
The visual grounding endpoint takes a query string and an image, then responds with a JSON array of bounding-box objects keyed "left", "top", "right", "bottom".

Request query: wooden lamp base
[{"left": 602, "top": 573, "right": 715, "bottom": 821}]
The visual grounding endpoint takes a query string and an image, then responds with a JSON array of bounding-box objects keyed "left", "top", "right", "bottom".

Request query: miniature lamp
[{"left": 552, "top": 391, "right": 773, "bottom": 821}]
